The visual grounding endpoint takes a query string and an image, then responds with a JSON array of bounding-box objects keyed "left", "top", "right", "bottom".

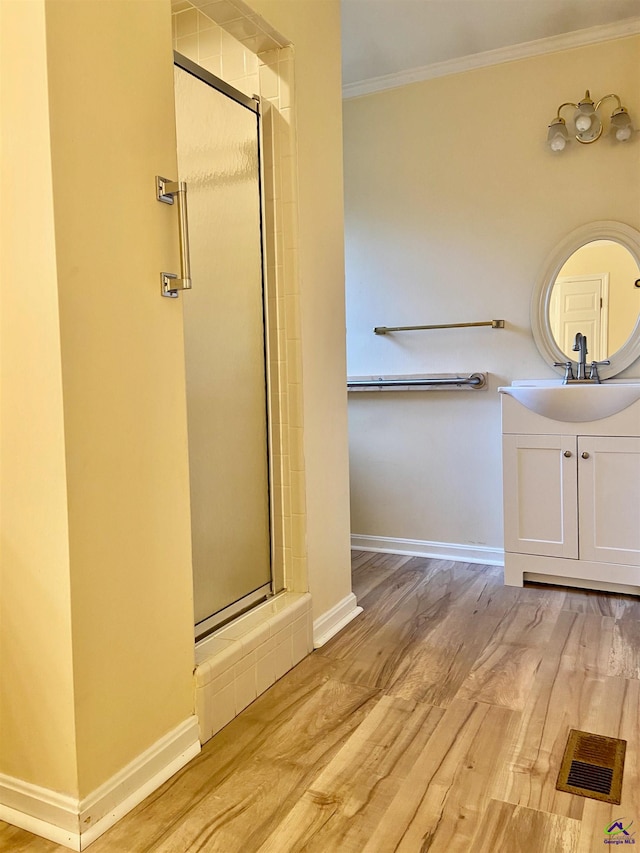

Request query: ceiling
[{"left": 341, "top": 0, "right": 640, "bottom": 87}]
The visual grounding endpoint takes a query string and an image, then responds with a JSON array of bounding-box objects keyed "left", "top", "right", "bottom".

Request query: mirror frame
[{"left": 531, "top": 220, "right": 640, "bottom": 380}]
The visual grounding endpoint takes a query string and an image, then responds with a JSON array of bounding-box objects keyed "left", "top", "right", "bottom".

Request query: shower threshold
[
  {"left": 194, "top": 591, "right": 313, "bottom": 744},
  {"left": 195, "top": 583, "right": 272, "bottom": 642}
]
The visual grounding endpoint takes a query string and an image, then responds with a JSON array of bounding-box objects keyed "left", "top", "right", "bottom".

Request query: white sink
[{"left": 499, "top": 383, "right": 640, "bottom": 422}]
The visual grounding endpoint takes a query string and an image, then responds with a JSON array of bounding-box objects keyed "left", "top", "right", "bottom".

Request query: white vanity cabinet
[
  {"left": 503, "top": 433, "right": 578, "bottom": 560},
  {"left": 501, "top": 392, "right": 640, "bottom": 593},
  {"left": 577, "top": 435, "right": 640, "bottom": 566}
]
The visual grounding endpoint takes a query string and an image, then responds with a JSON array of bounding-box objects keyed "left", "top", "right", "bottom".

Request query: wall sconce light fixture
[{"left": 547, "top": 90, "right": 634, "bottom": 152}]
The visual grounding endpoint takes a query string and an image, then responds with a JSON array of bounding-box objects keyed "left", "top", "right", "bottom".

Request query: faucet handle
[
  {"left": 554, "top": 361, "right": 575, "bottom": 383},
  {"left": 588, "top": 360, "right": 611, "bottom": 383}
]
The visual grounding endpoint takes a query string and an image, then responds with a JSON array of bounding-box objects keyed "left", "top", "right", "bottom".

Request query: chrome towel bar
[
  {"left": 374, "top": 320, "right": 504, "bottom": 335},
  {"left": 348, "top": 373, "right": 487, "bottom": 391}
]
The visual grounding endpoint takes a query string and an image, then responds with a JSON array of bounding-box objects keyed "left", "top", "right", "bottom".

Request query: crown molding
[{"left": 342, "top": 16, "right": 640, "bottom": 100}]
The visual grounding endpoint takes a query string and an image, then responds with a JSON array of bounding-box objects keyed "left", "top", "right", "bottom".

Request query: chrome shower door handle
[{"left": 156, "top": 175, "right": 193, "bottom": 298}]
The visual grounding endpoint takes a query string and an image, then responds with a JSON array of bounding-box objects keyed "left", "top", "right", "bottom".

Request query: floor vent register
[{"left": 556, "top": 729, "right": 626, "bottom": 804}]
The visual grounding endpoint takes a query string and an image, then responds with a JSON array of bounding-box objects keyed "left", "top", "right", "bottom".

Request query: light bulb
[
  {"left": 550, "top": 134, "right": 567, "bottom": 151},
  {"left": 575, "top": 113, "right": 592, "bottom": 132},
  {"left": 616, "top": 125, "right": 632, "bottom": 142}
]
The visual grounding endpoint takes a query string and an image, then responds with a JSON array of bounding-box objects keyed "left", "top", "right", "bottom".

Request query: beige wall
[
  {"left": 1, "top": 0, "right": 195, "bottom": 798},
  {"left": 0, "top": 0, "right": 78, "bottom": 795},
  {"left": 46, "top": 0, "right": 196, "bottom": 794},
  {"left": 344, "top": 37, "right": 640, "bottom": 551},
  {"left": 559, "top": 240, "right": 640, "bottom": 353}
]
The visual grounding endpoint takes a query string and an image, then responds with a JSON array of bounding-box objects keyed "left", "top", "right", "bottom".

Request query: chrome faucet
[
  {"left": 572, "top": 332, "right": 588, "bottom": 380},
  {"left": 556, "top": 332, "right": 610, "bottom": 383}
]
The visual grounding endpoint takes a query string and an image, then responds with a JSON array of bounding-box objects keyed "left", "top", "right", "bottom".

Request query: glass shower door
[{"left": 174, "top": 57, "right": 272, "bottom": 640}]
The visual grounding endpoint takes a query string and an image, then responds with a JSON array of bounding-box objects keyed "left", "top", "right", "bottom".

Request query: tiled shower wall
[
  {"left": 171, "top": 1, "right": 310, "bottom": 741},
  {"left": 173, "top": 4, "right": 260, "bottom": 97}
]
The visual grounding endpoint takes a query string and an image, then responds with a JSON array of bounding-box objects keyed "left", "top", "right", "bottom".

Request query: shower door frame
[{"left": 174, "top": 52, "right": 278, "bottom": 641}]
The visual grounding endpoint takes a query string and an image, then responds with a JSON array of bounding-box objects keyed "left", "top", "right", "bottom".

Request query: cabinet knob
[
  {"left": 563, "top": 450, "right": 572, "bottom": 458},
  {"left": 582, "top": 451, "right": 590, "bottom": 459}
]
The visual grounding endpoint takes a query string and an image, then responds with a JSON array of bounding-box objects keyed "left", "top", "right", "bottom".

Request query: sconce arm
[
  {"left": 556, "top": 101, "right": 578, "bottom": 119},
  {"left": 595, "top": 93, "right": 622, "bottom": 112}
]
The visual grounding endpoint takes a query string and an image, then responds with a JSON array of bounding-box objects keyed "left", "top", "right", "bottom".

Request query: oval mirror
[{"left": 531, "top": 221, "right": 640, "bottom": 380}]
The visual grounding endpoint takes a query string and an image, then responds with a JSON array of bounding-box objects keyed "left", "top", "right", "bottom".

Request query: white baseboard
[
  {"left": 351, "top": 534, "right": 504, "bottom": 566},
  {"left": 313, "top": 593, "right": 363, "bottom": 648},
  {"left": 0, "top": 785, "right": 79, "bottom": 850},
  {"left": 0, "top": 716, "right": 200, "bottom": 850},
  {"left": 0, "top": 803, "right": 79, "bottom": 850}
]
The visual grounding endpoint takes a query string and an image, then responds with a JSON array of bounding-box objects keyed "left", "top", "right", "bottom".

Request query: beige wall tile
[
  {"left": 175, "top": 7, "right": 198, "bottom": 38},
  {"left": 176, "top": 32, "right": 199, "bottom": 59},
  {"left": 201, "top": 55, "right": 223, "bottom": 77},
  {"left": 256, "top": 649, "right": 276, "bottom": 693},
  {"left": 198, "top": 25, "right": 222, "bottom": 59}
]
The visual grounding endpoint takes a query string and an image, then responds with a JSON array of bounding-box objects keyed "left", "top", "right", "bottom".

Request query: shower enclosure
[{"left": 173, "top": 54, "right": 272, "bottom": 640}]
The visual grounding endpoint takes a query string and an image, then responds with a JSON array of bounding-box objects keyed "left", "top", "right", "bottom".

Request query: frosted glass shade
[
  {"left": 547, "top": 119, "right": 569, "bottom": 151},
  {"left": 611, "top": 109, "right": 633, "bottom": 142}
]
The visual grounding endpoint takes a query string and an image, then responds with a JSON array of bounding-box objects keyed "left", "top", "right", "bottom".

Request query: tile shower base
[{"left": 194, "top": 592, "right": 313, "bottom": 743}]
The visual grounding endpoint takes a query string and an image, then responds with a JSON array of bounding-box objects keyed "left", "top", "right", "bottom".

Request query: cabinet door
[
  {"left": 578, "top": 436, "right": 640, "bottom": 566},
  {"left": 503, "top": 434, "right": 578, "bottom": 558}
]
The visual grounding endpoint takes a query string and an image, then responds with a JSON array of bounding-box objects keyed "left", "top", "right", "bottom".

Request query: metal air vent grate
[{"left": 556, "top": 729, "right": 626, "bottom": 804}]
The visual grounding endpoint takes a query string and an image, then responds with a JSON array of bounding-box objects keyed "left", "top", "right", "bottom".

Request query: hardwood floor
[{"left": 2, "top": 553, "right": 640, "bottom": 851}]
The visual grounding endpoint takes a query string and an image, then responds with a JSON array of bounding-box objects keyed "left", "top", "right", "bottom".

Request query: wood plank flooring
[{"left": 2, "top": 553, "right": 640, "bottom": 852}]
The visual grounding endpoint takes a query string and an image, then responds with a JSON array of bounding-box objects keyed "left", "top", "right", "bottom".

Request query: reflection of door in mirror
[
  {"left": 550, "top": 273, "right": 608, "bottom": 361},
  {"left": 550, "top": 240, "right": 640, "bottom": 359}
]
